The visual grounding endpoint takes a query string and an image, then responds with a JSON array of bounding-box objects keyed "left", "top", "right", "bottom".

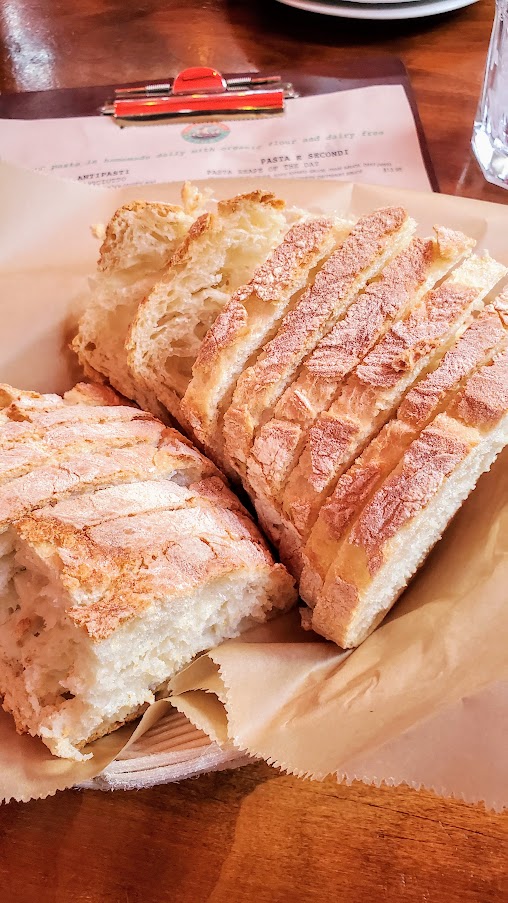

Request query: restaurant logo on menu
[{"left": 181, "top": 122, "right": 231, "bottom": 144}]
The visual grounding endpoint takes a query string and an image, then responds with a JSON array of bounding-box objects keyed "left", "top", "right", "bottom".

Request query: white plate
[{"left": 275, "top": 0, "right": 478, "bottom": 19}]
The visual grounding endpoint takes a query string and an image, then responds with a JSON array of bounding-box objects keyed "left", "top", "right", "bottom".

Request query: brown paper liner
[{"left": 0, "top": 163, "right": 507, "bottom": 808}]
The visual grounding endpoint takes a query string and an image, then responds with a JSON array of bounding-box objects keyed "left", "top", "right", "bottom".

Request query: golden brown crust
[
  {"left": 246, "top": 236, "right": 447, "bottom": 504},
  {"left": 156, "top": 212, "right": 212, "bottom": 278},
  {"left": 192, "top": 217, "right": 335, "bottom": 375},
  {"left": 78, "top": 706, "right": 148, "bottom": 748},
  {"left": 224, "top": 206, "right": 410, "bottom": 474},
  {"left": 305, "top": 238, "right": 435, "bottom": 381},
  {"left": 63, "top": 382, "right": 126, "bottom": 407},
  {"left": 193, "top": 299, "right": 248, "bottom": 374},
  {"left": 249, "top": 418, "right": 303, "bottom": 495},
  {"left": 0, "top": 405, "right": 158, "bottom": 445},
  {"left": 0, "top": 417, "right": 165, "bottom": 484},
  {"left": 282, "top": 258, "right": 502, "bottom": 541},
  {"left": 349, "top": 416, "right": 473, "bottom": 576},
  {"left": 354, "top": 285, "right": 478, "bottom": 389},
  {"left": 300, "top": 302, "right": 508, "bottom": 605},
  {"left": 319, "top": 419, "right": 414, "bottom": 544},
  {"left": 217, "top": 190, "right": 285, "bottom": 215},
  {"left": 16, "top": 481, "right": 282, "bottom": 641},
  {"left": 307, "top": 414, "right": 479, "bottom": 645},
  {"left": 399, "top": 307, "right": 508, "bottom": 428},
  {"left": 310, "top": 577, "right": 359, "bottom": 644},
  {"left": 0, "top": 417, "right": 222, "bottom": 531},
  {"left": 450, "top": 347, "right": 508, "bottom": 428},
  {"left": 0, "top": 386, "right": 59, "bottom": 411}
]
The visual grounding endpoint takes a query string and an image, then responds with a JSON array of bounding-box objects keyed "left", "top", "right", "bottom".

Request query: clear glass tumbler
[{"left": 472, "top": 0, "right": 508, "bottom": 189}]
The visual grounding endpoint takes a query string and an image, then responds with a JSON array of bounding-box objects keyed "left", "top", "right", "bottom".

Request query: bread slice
[
  {"left": 300, "top": 297, "right": 508, "bottom": 602},
  {"left": 247, "top": 227, "right": 475, "bottom": 503},
  {"left": 282, "top": 253, "right": 507, "bottom": 542},
  {"left": 181, "top": 215, "right": 352, "bottom": 462},
  {"left": 126, "top": 191, "right": 288, "bottom": 428},
  {"left": 223, "top": 207, "right": 416, "bottom": 478},
  {"left": 73, "top": 201, "right": 194, "bottom": 412},
  {"left": 305, "top": 347, "right": 508, "bottom": 647},
  {"left": 0, "top": 475, "right": 295, "bottom": 759}
]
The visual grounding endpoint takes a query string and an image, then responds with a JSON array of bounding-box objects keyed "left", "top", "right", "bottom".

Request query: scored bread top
[
  {"left": 448, "top": 344, "right": 508, "bottom": 427},
  {"left": 300, "top": 299, "right": 508, "bottom": 602},
  {"left": 246, "top": 227, "right": 475, "bottom": 504},
  {"left": 0, "top": 380, "right": 296, "bottom": 653},
  {"left": 223, "top": 206, "right": 414, "bottom": 478},
  {"left": 15, "top": 474, "right": 294, "bottom": 641},
  {"left": 306, "top": 343, "right": 508, "bottom": 647},
  {"left": 282, "top": 253, "right": 507, "bottom": 541},
  {"left": 181, "top": 215, "right": 350, "bottom": 458},
  {"left": 0, "top": 441, "right": 217, "bottom": 532},
  {"left": 0, "top": 384, "right": 223, "bottom": 531},
  {"left": 0, "top": 382, "right": 124, "bottom": 422},
  {"left": 126, "top": 190, "right": 288, "bottom": 429},
  {"left": 0, "top": 417, "right": 165, "bottom": 484}
]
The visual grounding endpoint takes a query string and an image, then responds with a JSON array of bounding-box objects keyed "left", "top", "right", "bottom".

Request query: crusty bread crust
[
  {"left": 282, "top": 254, "right": 507, "bottom": 541},
  {"left": 63, "top": 382, "right": 126, "bottom": 407},
  {"left": 223, "top": 207, "right": 414, "bottom": 478},
  {"left": 65, "top": 195, "right": 508, "bottom": 655},
  {"left": 308, "top": 414, "right": 478, "bottom": 647},
  {"left": 0, "top": 387, "right": 223, "bottom": 531},
  {"left": 304, "top": 346, "right": 508, "bottom": 647},
  {"left": 301, "top": 302, "right": 508, "bottom": 602},
  {"left": 15, "top": 474, "right": 284, "bottom": 641},
  {"left": 246, "top": 228, "right": 475, "bottom": 504},
  {"left": 181, "top": 216, "right": 350, "bottom": 459}
]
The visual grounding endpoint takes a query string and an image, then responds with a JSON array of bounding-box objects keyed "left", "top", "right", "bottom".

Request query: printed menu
[{"left": 0, "top": 84, "right": 433, "bottom": 191}]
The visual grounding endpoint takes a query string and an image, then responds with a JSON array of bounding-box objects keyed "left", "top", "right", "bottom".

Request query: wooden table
[{"left": 0, "top": 1, "right": 507, "bottom": 900}]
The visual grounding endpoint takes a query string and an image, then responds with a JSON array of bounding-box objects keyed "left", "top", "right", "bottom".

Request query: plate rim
[{"left": 275, "top": 0, "right": 478, "bottom": 20}]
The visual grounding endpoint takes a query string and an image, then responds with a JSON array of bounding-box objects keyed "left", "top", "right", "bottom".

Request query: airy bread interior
[
  {"left": 127, "top": 193, "right": 288, "bottom": 426},
  {"left": 0, "top": 501, "right": 289, "bottom": 760},
  {"left": 73, "top": 201, "right": 194, "bottom": 411}
]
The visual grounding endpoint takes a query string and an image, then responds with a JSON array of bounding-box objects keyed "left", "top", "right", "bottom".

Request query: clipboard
[{"left": 0, "top": 57, "right": 438, "bottom": 191}]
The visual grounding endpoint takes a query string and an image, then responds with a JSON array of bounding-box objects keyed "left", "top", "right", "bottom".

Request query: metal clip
[{"left": 101, "top": 66, "right": 296, "bottom": 122}]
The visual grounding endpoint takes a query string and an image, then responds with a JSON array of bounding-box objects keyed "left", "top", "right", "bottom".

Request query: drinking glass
[{"left": 472, "top": 0, "right": 508, "bottom": 189}]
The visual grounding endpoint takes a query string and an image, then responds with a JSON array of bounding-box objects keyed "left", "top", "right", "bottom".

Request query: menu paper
[
  {"left": 0, "top": 164, "right": 507, "bottom": 809},
  {"left": 0, "top": 85, "right": 432, "bottom": 191}
]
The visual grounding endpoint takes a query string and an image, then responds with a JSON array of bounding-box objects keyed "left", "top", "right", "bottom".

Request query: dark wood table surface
[{"left": 0, "top": 1, "right": 507, "bottom": 901}]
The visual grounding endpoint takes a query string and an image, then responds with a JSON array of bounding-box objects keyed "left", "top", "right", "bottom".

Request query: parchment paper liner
[{"left": 0, "top": 163, "right": 506, "bottom": 808}]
